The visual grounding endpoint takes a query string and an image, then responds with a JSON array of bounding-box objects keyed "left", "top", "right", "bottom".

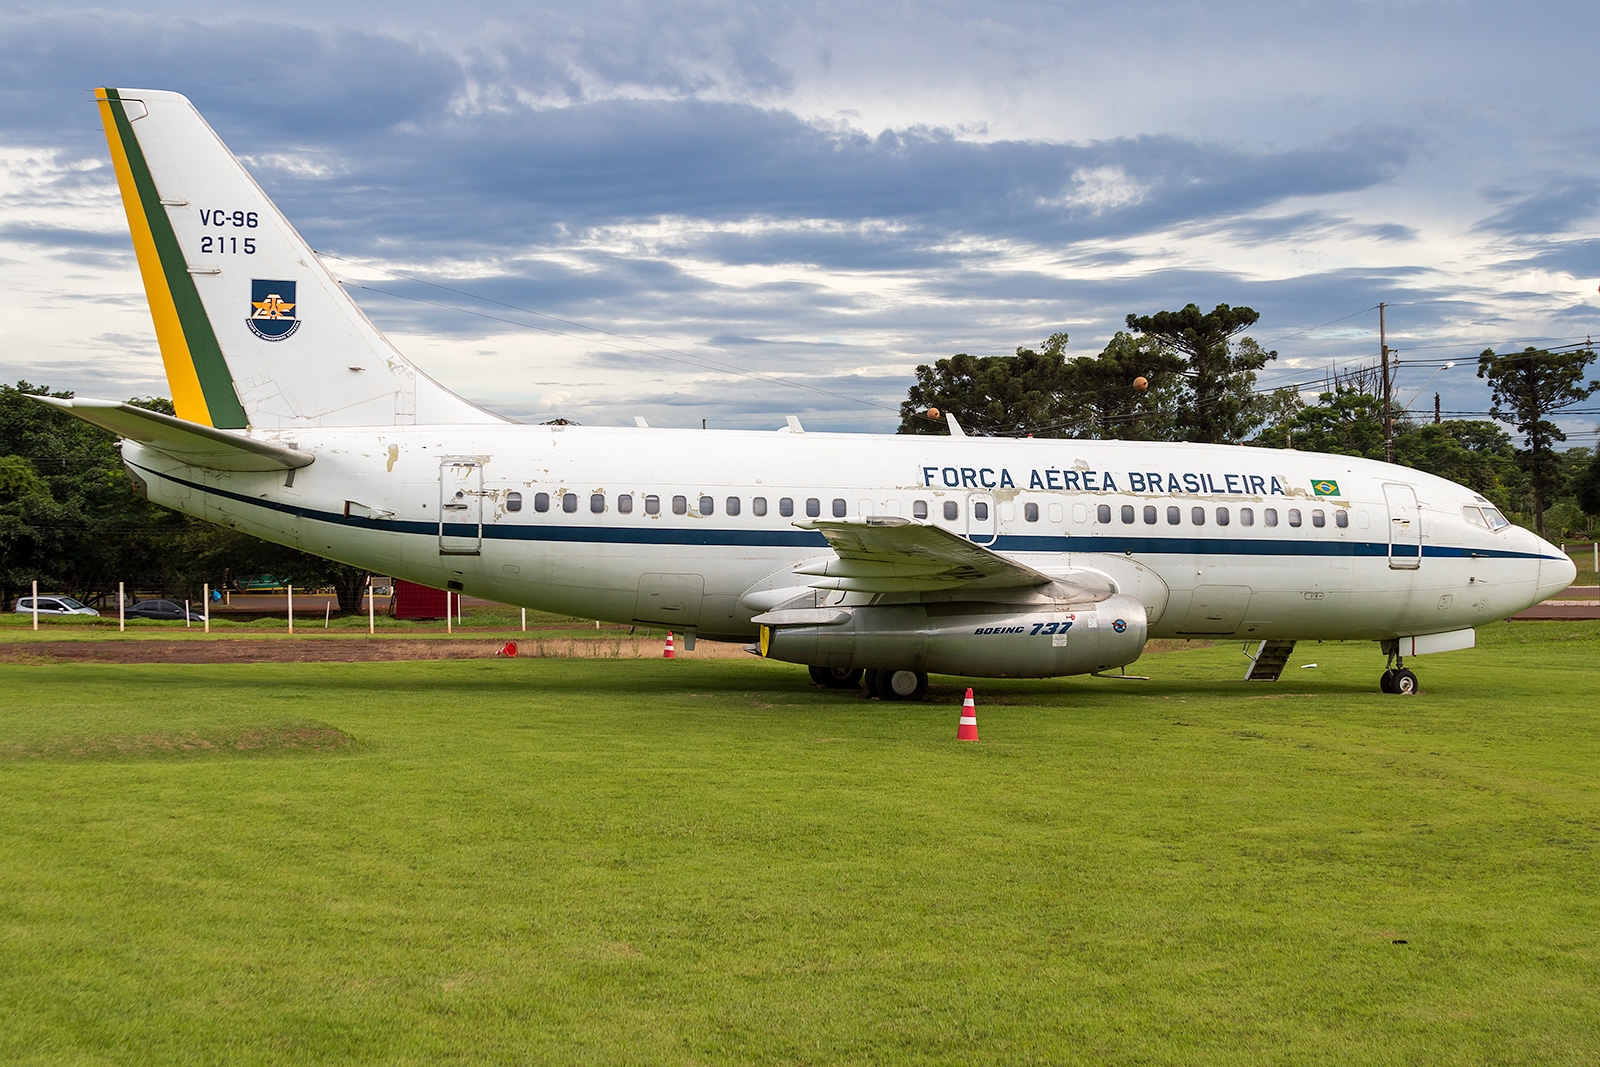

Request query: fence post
[
  {"left": 31, "top": 579, "right": 38, "bottom": 631},
  {"left": 185, "top": 599, "right": 191, "bottom": 628},
  {"left": 447, "top": 591, "right": 453, "bottom": 634},
  {"left": 118, "top": 581, "right": 124, "bottom": 632},
  {"left": 521, "top": 607, "right": 526, "bottom": 632},
  {"left": 203, "top": 583, "right": 210, "bottom": 633},
  {"left": 288, "top": 584, "right": 294, "bottom": 634},
  {"left": 368, "top": 576, "right": 375, "bottom": 635}
]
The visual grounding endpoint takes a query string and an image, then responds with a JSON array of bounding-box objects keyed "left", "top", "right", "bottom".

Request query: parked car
[
  {"left": 123, "top": 599, "right": 206, "bottom": 622},
  {"left": 13, "top": 595, "right": 101, "bottom": 616}
]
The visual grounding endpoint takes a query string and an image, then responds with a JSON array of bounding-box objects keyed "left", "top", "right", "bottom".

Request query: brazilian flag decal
[{"left": 1312, "top": 479, "right": 1341, "bottom": 497}]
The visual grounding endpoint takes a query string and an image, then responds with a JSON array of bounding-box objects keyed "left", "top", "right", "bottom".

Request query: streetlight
[{"left": 1403, "top": 361, "right": 1455, "bottom": 411}]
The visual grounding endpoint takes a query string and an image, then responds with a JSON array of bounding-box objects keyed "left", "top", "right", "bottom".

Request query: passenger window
[
  {"left": 699, "top": 495, "right": 714, "bottom": 515},
  {"left": 806, "top": 498, "right": 821, "bottom": 518},
  {"left": 644, "top": 495, "right": 660, "bottom": 515},
  {"left": 1312, "top": 509, "right": 1325, "bottom": 528},
  {"left": 1216, "top": 506, "right": 1230, "bottom": 526},
  {"left": 563, "top": 493, "right": 579, "bottom": 514},
  {"left": 1097, "top": 504, "right": 1111, "bottom": 523},
  {"left": 779, "top": 497, "right": 794, "bottom": 517},
  {"left": 1167, "top": 506, "right": 1180, "bottom": 525},
  {"left": 832, "top": 498, "right": 846, "bottom": 518},
  {"left": 590, "top": 493, "right": 605, "bottom": 513},
  {"left": 974, "top": 501, "right": 989, "bottom": 520},
  {"left": 752, "top": 497, "right": 767, "bottom": 516},
  {"left": 618, "top": 494, "right": 633, "bottom": 514},
  {"left": 913, "top": 500, "right": 928, "bottom": 519},
  {"left": 1265, "top": 508, "right": 1278, "bottom": 527},
  {"left": 534, "top": 492, "right": 550, "bottom": 513},
  {"left": 1121, "top": 505, "right": 1135, "bottom": 524},
  {"left": 1024, "top": 502, "right": 1039, "bottom": 522},
  {"left": 944, "top": 500, "right": 959, "bottom": 521},
  {"left": 1191, "top": 506, "right": 1206, "bottom": 526},
  {"left": 1288, "top": 509, "right": 1302, "bottom": 527},
  {"left": 673, "top": 495, "right": 688, "bottom": 515},
  {"left": 1144, "top": 505, "right": 1157, "bottom": 525},
  {"left": 506, "top": 491, "right": 522, "bottom": 513},
  {"left": 1240, "top": 507, "right": 1254, "bottom": 527},
  {"left": 1462, "top": 506, "right": 1488, "bottom": 529},
  {"left": 726, "top": 496, "right": 740, "bottom": 516},
  {"left": 1335, "top": 510, "right": 1348, "bottom": 528}
]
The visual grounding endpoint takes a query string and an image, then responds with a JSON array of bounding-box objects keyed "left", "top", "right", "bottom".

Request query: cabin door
[
  {"left": 1383, "top": 482, "right": 1421, "bottom": 570},
  {"left": 439, "top": 459, "right": 483, "bottom": 555}
]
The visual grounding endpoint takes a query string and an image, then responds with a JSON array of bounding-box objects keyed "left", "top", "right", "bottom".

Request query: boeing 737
[{"left": 40, "top": 88, "right": 1576, "bottom": 699}]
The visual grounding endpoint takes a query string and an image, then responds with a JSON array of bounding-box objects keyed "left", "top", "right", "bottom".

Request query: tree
[
  {"left": 1125, "top": 303, "right": 1276, "bottom": 443},
  {"left": 1477, "top": 345, "right": 1599, "bottom": 535},
  {"left": 1052, "top": 332, "right": 1185, "bottom": 440},
  {"left": 1576, "top": 446, "right": 1600, "bottom": 521},
  {"left": 897, "top": 332, "right": 1075, "bottom": 436},
  {"left": 897, "top": 331, "right": 1184, "bottom": 439},
  {"left": 1253, "top": 385, "right": 1387, "bottom": 457}
]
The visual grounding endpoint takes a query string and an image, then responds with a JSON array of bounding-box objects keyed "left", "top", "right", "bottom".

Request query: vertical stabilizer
[{"left": 95, "top": 87, "right": 504, "bottom": 429}]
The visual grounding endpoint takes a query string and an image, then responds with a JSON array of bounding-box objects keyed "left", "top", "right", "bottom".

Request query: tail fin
[{"left": 94, "top": 87, "right": 503, "bottom": 429}]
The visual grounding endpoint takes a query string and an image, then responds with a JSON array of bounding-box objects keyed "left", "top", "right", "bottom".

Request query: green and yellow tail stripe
[{"left": 96, "top": 88, "right": 247, "bottom": 429}]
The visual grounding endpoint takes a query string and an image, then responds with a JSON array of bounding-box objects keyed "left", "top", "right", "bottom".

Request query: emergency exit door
[{"left": 439, "top": 459, "right": 483, "bottom": 555}]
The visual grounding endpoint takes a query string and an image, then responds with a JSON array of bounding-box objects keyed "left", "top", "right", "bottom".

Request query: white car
[{"left": 13, "top": 595, "right": 101, "bottom": 616}]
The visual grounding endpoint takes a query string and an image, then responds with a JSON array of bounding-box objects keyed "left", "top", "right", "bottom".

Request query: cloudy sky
[{"left": 2, "top": 1, "right": 1597, "bottom": 437}]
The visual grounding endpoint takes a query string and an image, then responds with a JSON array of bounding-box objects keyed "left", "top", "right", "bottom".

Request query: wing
[
  {"left": 794, "top": 517, "right": 1053, "bottom": 592},
  {"left": 33, "top": 396, "right": 314, "bottom": 472}
]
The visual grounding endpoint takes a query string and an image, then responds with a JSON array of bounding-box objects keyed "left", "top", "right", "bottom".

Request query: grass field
[{"left": 3, "top": 622, "right": 1599, "bottom": 1064}]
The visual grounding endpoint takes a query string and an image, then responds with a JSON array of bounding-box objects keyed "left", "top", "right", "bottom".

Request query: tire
[
  {"left": 1380, "top": 669, "right": 1397, "bottom": 694},
  {"left": 861, "top": 669, "right": 880, "bottom": 698},
  {"left": 876, "top": 669, "right": 929, "bottom": 701},
  {"left": 809, "top": 666, "right": 863, "bottom": 689},
  {"left": 1394, "top": 668, "right": 1419, "bottom": 695},
  {"left": 808, "top": 665, "right": 828, "bottom": 686}
]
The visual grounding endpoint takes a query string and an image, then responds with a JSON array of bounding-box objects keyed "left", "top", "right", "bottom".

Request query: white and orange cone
[
  {"left": 957, "top": 688, "right": 979, "bottom": 741},
  {"left": 663, "top": 631, "right": 676, "bottom": 658}
]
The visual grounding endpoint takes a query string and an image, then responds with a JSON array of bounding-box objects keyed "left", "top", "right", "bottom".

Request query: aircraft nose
[{"left": 1535, "top": 539, "right": 1578, "bottom": 602}]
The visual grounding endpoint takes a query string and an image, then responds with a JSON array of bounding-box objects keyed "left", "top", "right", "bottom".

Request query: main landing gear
[
  {"left": 1378, "top": 640, "right": 1419, "bottom": 695},
  {"left": 808, "top": 666, "right": 929, "bottom": 701}
]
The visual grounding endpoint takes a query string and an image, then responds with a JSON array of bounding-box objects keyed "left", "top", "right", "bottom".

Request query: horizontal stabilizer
[{"left": 33, "top": 396, "right": 314, "bottom": 472}]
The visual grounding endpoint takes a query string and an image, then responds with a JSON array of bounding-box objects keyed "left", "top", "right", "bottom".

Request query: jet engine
[{"left": 756, "top": 593, "right": 1148, "bottom": 679}]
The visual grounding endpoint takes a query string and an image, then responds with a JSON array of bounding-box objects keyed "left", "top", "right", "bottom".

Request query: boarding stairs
[{"left": 1244, "top": 640, "right": 1297, "bottom": 681}]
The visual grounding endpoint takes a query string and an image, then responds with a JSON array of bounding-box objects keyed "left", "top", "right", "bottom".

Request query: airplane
[{"left": 39, "top": 87, "right": 1576, "bottom": 700}]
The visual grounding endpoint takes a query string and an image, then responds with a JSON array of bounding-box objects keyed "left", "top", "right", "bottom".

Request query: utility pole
[{"left": 1380, "top": 302, "right": 1393, "bottom": 463}]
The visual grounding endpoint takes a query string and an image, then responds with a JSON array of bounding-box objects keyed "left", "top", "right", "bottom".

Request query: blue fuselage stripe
[{"left": 129, "top": 462, "right": 1557, "bottom": 562}]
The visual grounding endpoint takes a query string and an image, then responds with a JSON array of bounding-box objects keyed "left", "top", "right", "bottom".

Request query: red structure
[{"left": 391, "top": 579, "right": 450, "bottom": 620}]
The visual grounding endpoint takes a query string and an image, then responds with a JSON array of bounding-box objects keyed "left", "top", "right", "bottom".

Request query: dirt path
[{"left": 0, "top": 636, "right": 754, "bottom": 664}]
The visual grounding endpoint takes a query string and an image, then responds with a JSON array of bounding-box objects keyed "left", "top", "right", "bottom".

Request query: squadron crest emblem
[{"left": 246, "top": 279, "right": 300, "bottom": 341}]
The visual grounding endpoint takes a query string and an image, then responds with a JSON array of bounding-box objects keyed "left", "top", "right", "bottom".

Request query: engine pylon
[{"left": 957, "top": 688, "right": 979, "bottom": 741}]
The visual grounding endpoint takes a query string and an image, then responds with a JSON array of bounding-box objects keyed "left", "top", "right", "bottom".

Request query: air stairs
[{"left": 1244, "top": 640, "right": 1297, "bottom": 681}]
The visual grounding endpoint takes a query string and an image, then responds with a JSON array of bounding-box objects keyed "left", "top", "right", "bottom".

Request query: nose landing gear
[
  {"left": 859, "top": 668, "right": 930, "bottom": 701},
  {"left": 1378, "top": 640, "right": 1419, "bottom": 694}
]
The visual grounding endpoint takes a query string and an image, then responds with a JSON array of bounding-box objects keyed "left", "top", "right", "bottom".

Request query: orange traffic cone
[
  {"left": 957, "top": 688, "right": 978, "bottom": 741},
  {"left": 663, "top": 631, "right": 676, "bottom": 658}
]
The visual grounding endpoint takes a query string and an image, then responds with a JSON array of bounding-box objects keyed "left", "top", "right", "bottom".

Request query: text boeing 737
[{"left": 40, "top": 88, "right": 1576, "bottom": 699}]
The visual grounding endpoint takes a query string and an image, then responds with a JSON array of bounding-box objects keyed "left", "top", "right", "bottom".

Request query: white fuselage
[{"left": 122, "top": 425, "right": 1573, "bottom": 642}]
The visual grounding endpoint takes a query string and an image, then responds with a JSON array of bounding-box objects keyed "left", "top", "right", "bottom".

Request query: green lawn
[{"left": 2, "top": 623, "right": 1598, "bottom": 1064}]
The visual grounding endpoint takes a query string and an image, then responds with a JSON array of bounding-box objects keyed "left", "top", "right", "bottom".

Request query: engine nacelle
[{"left": 758, "top": 594, "right": 1148, "bottom": 678}]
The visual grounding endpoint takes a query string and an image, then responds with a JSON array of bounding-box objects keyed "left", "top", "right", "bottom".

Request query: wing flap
[{"left": 33, "top": 396, "right": 314, "bottom": 472}]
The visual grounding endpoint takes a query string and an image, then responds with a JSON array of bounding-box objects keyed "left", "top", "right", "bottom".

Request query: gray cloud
[{"left": 1474, "top": 177, "right": 1600, "bottom": 237}]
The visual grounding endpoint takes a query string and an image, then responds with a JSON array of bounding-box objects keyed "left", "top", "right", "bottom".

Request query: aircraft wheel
[
  {"left": 1393, "top": 668, "right": 1419, "bottom": 695},
  {"left": 876, "top": 669, "right": 929, "bottom": 701},
  {"left": 1379, "top": 669, "right": 1397, "bottom": 694},
  {"left": 861, "top": 669, "right": 881, "bottom": 699},
  {"left": 810, "top": 666, "right": 863, "bottom": 689}
]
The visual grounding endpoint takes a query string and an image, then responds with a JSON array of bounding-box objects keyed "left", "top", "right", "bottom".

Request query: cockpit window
[
  {"left": 1462, "top": 506, "right": 1488, "bottom": 529},
  {"left": 1483, "top": 507, "right": 1511, "bottom": 532}
]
